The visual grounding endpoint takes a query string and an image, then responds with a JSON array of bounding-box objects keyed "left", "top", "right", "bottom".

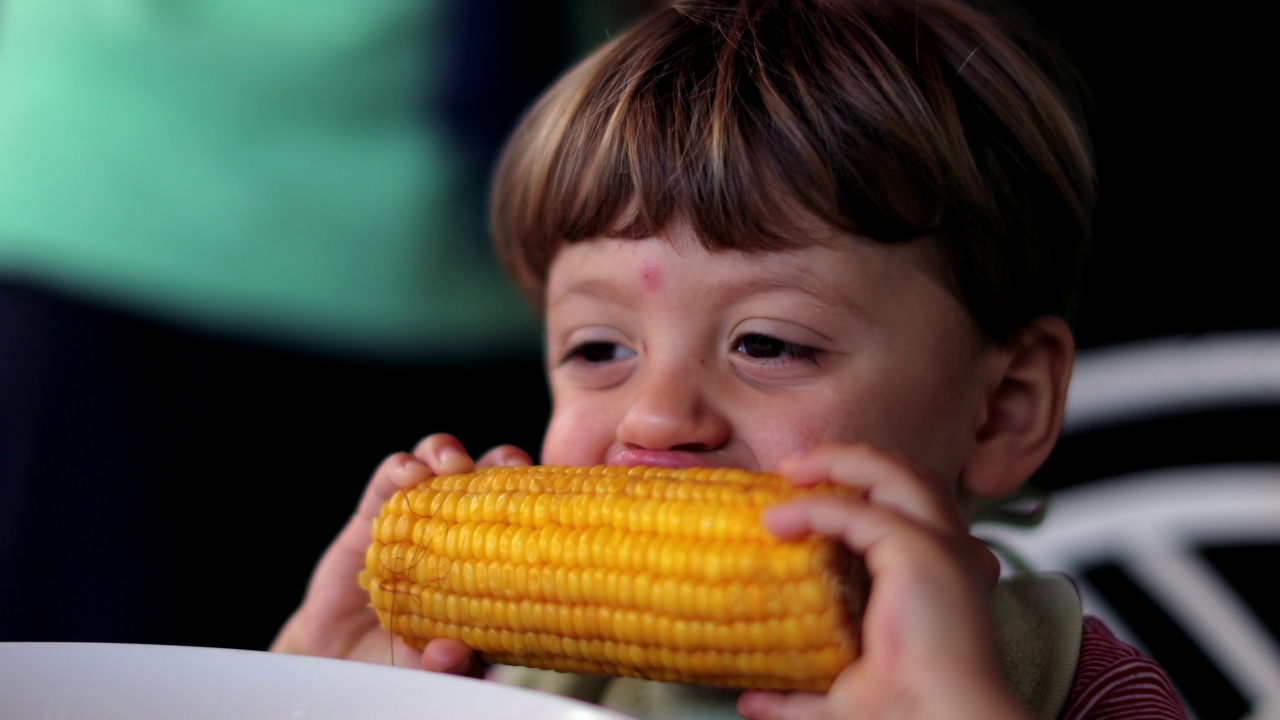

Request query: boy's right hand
[
  {"left": 269, "top": 433, "right": 534, "bottom": 676},
  {"left": 736, "top": 443, "right": 1031, "bottom": 720}
]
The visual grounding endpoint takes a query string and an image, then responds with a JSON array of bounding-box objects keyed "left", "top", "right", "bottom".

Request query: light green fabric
[{"left": 0, "top": 0, "right": 539, "bottom": 360}]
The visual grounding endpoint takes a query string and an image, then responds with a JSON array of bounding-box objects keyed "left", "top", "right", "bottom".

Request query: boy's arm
[
  {"left": 737, "top": 444, "right": 1034, "bottom": 720},
  {"left": 270, "top": 433, "right": 533, "bottom": 675}
]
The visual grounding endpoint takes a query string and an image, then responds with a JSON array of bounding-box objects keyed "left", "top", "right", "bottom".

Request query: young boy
[{"left": 272, "top": 0, "right": 1188, "bottom": 717}]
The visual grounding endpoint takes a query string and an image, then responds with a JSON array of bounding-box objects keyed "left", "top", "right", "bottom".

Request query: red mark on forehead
[{"left": 639, "top": 259, "right": 663, "bottom": 293}]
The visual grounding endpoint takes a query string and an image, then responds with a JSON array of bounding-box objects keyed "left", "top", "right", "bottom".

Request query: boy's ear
[{"left": 962, "top": 316, "right": 1075, "bottom": 499}]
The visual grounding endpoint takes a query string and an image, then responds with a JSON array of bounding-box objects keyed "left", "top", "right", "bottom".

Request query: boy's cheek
[{"left": 540, "top": 406, "right": 612, "bottom": 466}]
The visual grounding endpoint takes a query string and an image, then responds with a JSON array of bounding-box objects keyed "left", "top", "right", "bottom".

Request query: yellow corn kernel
[{"left": 361, "top": 464, "right": 866, "bottom": 691}]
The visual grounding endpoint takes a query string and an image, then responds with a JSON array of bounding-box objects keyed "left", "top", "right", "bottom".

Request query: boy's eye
[
  {"left": 561, "top": 341, "right": 635, "bottom": 365},
  {"left": 733, "top": 333, "right": 819, "bottom": 363}
]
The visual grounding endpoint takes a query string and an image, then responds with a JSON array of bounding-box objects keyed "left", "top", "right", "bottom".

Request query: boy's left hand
[
  {"left": 736, "top": 444, "right": 1032, "bottom": 720},
  {"left": 269, "top": 434, "right": 533, "bottom": 672}
]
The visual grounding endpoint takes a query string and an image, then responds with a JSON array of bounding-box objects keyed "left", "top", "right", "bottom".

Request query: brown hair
[{"left": 490, "top": 0, "right": 1095, "bottom": 343}]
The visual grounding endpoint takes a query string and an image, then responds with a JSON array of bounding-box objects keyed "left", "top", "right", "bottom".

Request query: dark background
[
  {"left": 1011, "top": 8, "right": 1276, "bottom": 718},
  {"left": 1014, "top": 1, "right": 1274, "bottom": 350}
]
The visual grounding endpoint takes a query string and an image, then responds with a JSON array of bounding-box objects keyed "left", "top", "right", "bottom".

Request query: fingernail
[
  {"left": 436, "top": 446, "right": 470, "bottom": 473},
  {"left": 395, "top": 454, "right": 425, "bottom": 476}
]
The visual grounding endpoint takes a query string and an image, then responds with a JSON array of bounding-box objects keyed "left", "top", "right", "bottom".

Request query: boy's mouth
[{"left": 607, "top": 449, "right": 718, "bottom": 469}]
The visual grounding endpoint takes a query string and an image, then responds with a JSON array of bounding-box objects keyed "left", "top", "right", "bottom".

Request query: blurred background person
[{"left": 0, "top": 0, "right": 652, "bottom": 649}]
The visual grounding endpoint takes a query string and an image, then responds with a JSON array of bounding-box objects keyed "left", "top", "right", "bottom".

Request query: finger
[
  {"left": 354, "top": 631, "right": 427, "bottom": 670},
  {"left": 779, "top": 444, "right": 962, "bottom": 531},
  {"left": 765, "top": 498, "right": 999, "bottom": 635},
  {"left": 322, "top": 453, "right": 437, "bottom": 569},
  {"left": 769, "top": 466, "right": 999, "bottom": 589},
  {"left": 763, "top": 497, "right": 985, "bottom": 592},
  {"left": 475, "top": 444, "right": 535, "bottom": 469},
  {"left": 355, "top": 452, "right": 434, "bottom": 520},
  {"left": 421, "top": 638, "right": 486, "bottom": 678},
  {"left": 763, "top": 496, "right": 944, "bottom": 571},
  {"left": 736, "top": 690, "right": 826, "bottom": 720},
  {"left": 412, "top": 433, "right": 477, "bottom": 475},
  {"left": 387, "top": 637, "right": 427, "bottom": 670}
]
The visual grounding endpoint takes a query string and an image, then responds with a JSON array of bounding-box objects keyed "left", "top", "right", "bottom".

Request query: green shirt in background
[{"left": 0, "top": 0, "right": 542, "bottom": 361}]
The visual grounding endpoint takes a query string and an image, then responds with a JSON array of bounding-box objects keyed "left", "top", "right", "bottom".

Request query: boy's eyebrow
[
  {"left": 720, "top": 270, "right": 870, "bottom": 320},
  {"left": 547, "top": 264, "right": 870, "bottom": 319},
  {"left": 546, "top": 278, "right": 641, "bottom": 311}
]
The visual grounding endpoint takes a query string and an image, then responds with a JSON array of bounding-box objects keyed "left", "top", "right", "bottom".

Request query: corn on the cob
[{"left": 360, "top": 464, "right": 867, "bottom": 691}]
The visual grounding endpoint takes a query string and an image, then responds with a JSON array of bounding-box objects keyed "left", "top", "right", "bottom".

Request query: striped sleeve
[{"left": 1059, "top": 617, "right": 1190, "bottom": 719}]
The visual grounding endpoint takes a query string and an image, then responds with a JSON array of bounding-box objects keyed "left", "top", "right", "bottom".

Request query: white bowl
[{"left": 0, "top": 642, "right": 634, "bottom": 720}]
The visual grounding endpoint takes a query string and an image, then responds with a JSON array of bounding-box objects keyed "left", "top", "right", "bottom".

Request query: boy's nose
[{"left": 615, "top": 361, "right": 730, "bottom": 453}]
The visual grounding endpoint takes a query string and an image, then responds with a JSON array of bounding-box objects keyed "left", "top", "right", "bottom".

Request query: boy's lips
[{"left": 607, "top": 449, "right": 717, "bottom": 469}]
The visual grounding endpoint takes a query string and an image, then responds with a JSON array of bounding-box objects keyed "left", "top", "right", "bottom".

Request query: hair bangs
[
  {"left": 492, "top": 2, "right": 917, "bottom": 312},
  {"left": 490, "top": 0, "right": 1095, "bottom": 341}
]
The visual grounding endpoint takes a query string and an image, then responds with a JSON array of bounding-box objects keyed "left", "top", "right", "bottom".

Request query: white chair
[{"left": 976, "top": 331, "right": 1280, "bottom": 720}]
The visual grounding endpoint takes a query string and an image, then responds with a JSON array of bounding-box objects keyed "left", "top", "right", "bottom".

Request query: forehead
[{"left": 544, "top": 227, "right": 952, "bottom": 321}]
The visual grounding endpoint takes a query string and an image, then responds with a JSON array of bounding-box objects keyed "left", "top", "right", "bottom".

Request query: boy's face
[{"left": 540, "top": 220, "right": 1002, "bottom": 491}]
